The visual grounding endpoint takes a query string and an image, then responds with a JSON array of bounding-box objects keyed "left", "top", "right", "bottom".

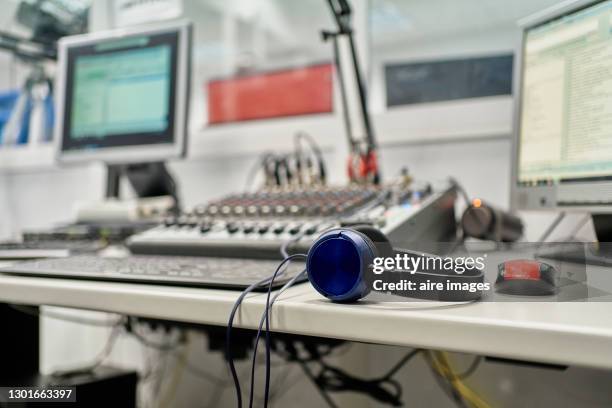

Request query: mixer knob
[
  {"left": 273, "top": 224, "right": 286, "bottom": 234},
  {"left": 304, "top": 224, "right": 319, "bottom": 235},
  {"left": 288, "top": 224, "right": 302, "bottom": 235},
  {"left": 194, "top": 205, "right": 207, "bottom": 216}
]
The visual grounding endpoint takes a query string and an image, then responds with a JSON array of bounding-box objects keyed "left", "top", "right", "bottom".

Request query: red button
[{"left": 504, "top": 260, "right": 541, "bottom": 281}]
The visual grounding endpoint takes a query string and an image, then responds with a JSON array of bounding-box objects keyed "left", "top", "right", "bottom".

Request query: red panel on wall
[{"left": 207, "top": 63, "right": 333, "bottom": 124}]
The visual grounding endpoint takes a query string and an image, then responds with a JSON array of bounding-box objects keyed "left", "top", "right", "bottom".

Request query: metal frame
[
  {"left": 55, "top": 20, "right": 191, "bottom": 165},
  {"left": 510, "top": 0, "right": 612, "bottom": 213}
]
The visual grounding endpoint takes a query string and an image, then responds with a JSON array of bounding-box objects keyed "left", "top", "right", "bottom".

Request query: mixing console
[{"left": 127, "top": 182, "right": 456, "bottom": 259}]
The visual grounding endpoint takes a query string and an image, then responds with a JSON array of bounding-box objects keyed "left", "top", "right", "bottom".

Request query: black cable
[
  {"left": 299, "top": 360, "right": 340, "bottom": 408},
  {"left": 313, "top": 361, "right": 404, "bottom": 406},
  {"left": 377, "top": 349, "right": 421, "bottom": 381},
  {"left": 127, "top": 324, "right": 184, "bottom": 351},
  {"left": 262, "top": 256, "right": 306, "bottom": 407},
  {"left": 264, "top": 259, "right": 305, "bottom": 407},
  {"left": 280, "top": 229, "right": 308, "bottom": 259},
  {"left": 275, "top": 344, "right": 419, "bottom": 406},
  {"left": 456, "top": 356, "right": 482, "bottom": 380},
  {"left": 227, "top": 276, "right": 270, "bottom": 408},
  {"left": 244, "top": 152, "right": 274, "bottom": 191},
  {"left": 227, "top": 254, "right": 302, "bottom": 408},
  {"left": 295, "top": 131, "right": 327, "bottom": 184},
  {"left": 279, "top": 156, "right": 293, "bottom": 187},
  {"left": 248, "top": 268, "right": 307, "bottom": 408},
  {"left": 273, "top": 156, "right": 283, "bottom": 186},
  {"left": 449, "top": 177, "right": 471, "bottom": 207}
]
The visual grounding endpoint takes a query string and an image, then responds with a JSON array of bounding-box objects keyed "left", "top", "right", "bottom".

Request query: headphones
[{"left": 306, "top": 225, "right": 485, "bottom": 302}]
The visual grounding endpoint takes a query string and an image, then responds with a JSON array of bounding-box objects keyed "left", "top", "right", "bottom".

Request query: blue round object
[{"left": 306, "top": 229, "right": 375, "bottom": 302}]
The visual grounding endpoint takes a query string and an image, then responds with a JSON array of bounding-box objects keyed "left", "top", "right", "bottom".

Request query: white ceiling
[
  {"left": 370, "top": 0, "right": 564, "bottom": 46},
  {"left": 191, "top": 0, "right": 566, "bottom": 56}
]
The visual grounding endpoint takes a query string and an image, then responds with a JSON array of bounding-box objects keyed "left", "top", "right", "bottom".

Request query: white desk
[{"left": 0, "top": 262, "right": 611, "bottom": 370}]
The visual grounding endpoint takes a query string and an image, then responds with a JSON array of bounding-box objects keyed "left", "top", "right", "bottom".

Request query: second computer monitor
[
  {"left": 55, "top": 21, "right": 191, "bottom": 164},
  {"left": 512, "top": 0, "right": 612, "bottom": 212}
]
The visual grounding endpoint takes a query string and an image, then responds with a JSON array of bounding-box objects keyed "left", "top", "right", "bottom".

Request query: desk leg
[{"left": 0, "top": 304, "right": 40, "bottom": 385}]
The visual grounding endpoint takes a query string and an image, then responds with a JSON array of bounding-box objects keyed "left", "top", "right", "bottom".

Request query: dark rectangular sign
[{"left": 385, "top": 55, "right": 513, "bottom": 107}]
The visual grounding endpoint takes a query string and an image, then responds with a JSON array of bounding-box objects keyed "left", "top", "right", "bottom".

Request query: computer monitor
[
  {"left": 55, "top": 21, "right": 191, "bottom": 199},
  {"left": 512, "top": 0, "right": 612, "bottom": 243}
]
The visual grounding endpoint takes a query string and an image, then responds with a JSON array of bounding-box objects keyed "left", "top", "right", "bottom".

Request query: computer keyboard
[
  {"left": 0, "top": 240, "right": 106, "bottom": 260},
  {"left": 0, "top": 255, "right": 306, "bottom": 290}
]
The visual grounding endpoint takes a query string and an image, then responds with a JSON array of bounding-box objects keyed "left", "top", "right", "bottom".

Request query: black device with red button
[{"left": 495, "top": 259, "right": 558, "bottom": 296}]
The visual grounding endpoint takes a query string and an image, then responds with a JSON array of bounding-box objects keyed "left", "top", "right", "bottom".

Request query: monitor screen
[
  {"left": 517, "top": 0, "right": 612, "bottom": 186},
  {"left": 56, "top": 22, "right": 190, "bottom": 163},
  {"left": 71, "top": 46, "right": 171, "bottom": 138}
]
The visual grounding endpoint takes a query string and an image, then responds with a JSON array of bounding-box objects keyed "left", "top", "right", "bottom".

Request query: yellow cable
[
  {"left": 427, "top": 351, "right": 490, "bottom": 408},
  {"left": 437, "top": 352, "right": 488, "bottom": 408}
]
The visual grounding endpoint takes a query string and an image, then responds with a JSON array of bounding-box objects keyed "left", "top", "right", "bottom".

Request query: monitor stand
[
  {"left": 61, "top": 162, "right": 179, "bottom": 237},
  {"left": 538, "top": 213, "right": 612, "bottom": 267},
  {"left": 105, "top": 162, "right": 180, "bottom": 212}
]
